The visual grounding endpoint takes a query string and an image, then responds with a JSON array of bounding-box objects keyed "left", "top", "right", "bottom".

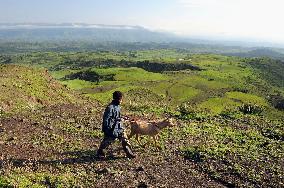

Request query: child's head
[{"left": 113, "top": 91, "right": 123, "bottom": 103}]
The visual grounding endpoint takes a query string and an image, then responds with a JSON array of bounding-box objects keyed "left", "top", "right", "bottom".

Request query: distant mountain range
[
  {"left": 225, "top": 48, "right": 284, "bottom": 59},
  {"left": 0, "top": 23, "right": 180, "bottom": 43},
  {"left": 1, "top": 23, "right": 284, "bottom": 47},
  {"left": 1, "top": 23, "right": 284, "bottom": 59},
  {"left": 0, "top": 23, "right": 149, "bottom": 30}
]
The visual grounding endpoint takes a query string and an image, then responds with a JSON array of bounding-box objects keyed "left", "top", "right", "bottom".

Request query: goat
[{"left": 128, "top": 118, "right": 174, "bottom": 148}]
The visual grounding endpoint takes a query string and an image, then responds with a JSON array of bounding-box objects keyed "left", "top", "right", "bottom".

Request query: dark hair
[{"left": 113, "top": 91, "right": 123, "bottom": 100}]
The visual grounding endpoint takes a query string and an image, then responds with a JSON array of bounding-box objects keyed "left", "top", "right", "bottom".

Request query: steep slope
[
  {"left": 0, "top": 64, "right": 226, "bottom": 187},
  {"left": 244, "top": 57, "right": 284, "bottom": 88},
  {"left": 0, "top": 64, "right": 86, "bottom": 116},
  {"left": 0, "top": 53, "right": 283, "bottom": 187}
]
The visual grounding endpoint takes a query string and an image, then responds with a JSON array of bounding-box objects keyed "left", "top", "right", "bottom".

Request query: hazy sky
[{"left": 1, "top": 0, "right": 284, "bottom": 43}]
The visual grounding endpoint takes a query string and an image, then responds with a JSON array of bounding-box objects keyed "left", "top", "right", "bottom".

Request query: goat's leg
[
  {"left": 153, "top": 135, "right": 162, "bottom": 150},
  {"left": 136, "top": 134, "right": 143, "bottom": 146},
  {"left": 153, "top": 136, "right": 157, "bottom": 148},
  {"left": 128, "top": 131, "right": 134, "bottom": 139}
]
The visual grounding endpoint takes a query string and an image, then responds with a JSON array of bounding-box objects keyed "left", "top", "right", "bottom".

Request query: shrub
[
  {"left": 238, "top": 103, "right": 264, "bottom": 115},
  {"left": 268, "top": 94, "right": 284, "bottom": 111},
  {"left": 182, "top": 146, "right": 204, "bottom": 162},
  {"left": 177, "top": 103, "right": 208, "bottom": 121}
]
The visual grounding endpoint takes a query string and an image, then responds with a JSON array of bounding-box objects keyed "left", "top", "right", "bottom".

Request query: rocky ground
[{"left": 0, "top": 103, "right": 231, "bottom": 187}]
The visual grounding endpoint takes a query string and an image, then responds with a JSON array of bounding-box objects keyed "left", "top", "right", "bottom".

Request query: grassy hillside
[
  {"left": 0, "top": 51, "right": 283, "bottom": 187},
  {"left": 3, "top": 51, "right": 283, "bottom": 120},
  {"left": 0, "top": 64, "right": 86, "bottom": 116},
  {"left": 244, "top": 57, "right": 284, "bottom": 88},
  {"left": 30, "top": 52, "right": 282, "bottom": 119}
]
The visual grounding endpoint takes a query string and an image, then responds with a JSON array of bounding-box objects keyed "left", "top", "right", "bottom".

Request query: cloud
[
  {"left": 177, "top": 0, "right": 221, "bottom": 8},
  {"left": 177, "top": 0, "right": 201, "bottom": 8},
  {"left": 168, "top": 0, "right": 284, "bottom": 42}
]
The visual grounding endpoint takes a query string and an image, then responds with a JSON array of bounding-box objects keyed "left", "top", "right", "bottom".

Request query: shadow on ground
[{"left": 0, "top": 150, "right": 126, "bottom": 168}]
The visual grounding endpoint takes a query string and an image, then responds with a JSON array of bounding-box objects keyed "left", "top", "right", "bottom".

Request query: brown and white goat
[{"left": 128, "top": 118, "right": 174, "bottom": 147}]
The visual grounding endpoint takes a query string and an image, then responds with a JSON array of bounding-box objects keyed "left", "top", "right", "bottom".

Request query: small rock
[
  {"left": 136, "top": 166, "right": 145, "bottom": 172},
  {"left": 137, "top": 182, "right": 147, "bottom": 188},
  {"left": 96, "top": 168, "right": 110, "bottom": 175},
  {"left": 261, "top": 141, "right": 270, "bottom": 147},
  {"left": 20, "top": 118, "right": 29, "bottom": 123},
  {"left": 67, "top": 118, "right": 76, "bottom": 123},
  {"left": 7, "top": 137, "right": 16, "bottom": 141},
  {"left": 164, "top": 157, "right": 171, "bottom": 162},
  {"left": 32, "top": 122, "right": 39, "bottom": 125},
  {"left": 0, "top": 125, "right": 4, "bottom": 133},
  {"left": 44, "top": 125, "right": 53, "bottom": 130}
]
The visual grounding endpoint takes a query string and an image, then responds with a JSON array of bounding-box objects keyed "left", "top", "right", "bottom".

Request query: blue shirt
[{"left": 102, "top": 100, "right": 124, "bottom": 138}]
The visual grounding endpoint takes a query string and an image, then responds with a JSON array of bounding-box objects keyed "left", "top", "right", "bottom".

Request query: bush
[
  {"left": 268, "top": 94, "right": 284, "bottom": 110},
  {"left": 219, "top": 110, "right": 238, "bottom": 119},
  {"left": 238, "top": 103, "right": 264, "bottom": 115},
  {"left": 177, "top": 103, "right": 208, "bottom": 121},
  {"left": 181, "top": 146, "right": 204, "bottom": 162}
]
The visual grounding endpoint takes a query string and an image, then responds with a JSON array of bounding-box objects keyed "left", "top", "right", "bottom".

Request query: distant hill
[
  {"left": 1, "top": 23, "right": 284, "bottom": 60},
  {"left": 0, "top": 23, "right": 179, "bottom": 43},
  {"left": 225, "top": 48, "right": 284, "bottom": 59}
]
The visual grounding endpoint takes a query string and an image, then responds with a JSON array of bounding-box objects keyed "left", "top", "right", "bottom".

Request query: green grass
[
  {"left": 50, "top": 70, "right": 80, "bottom": 80},
  {"left": 167, "top": 84, "right": 200, "bottom": 103},
  {"left": 198, "top": 97, "right": 240, "bottom": 115},
  {"left": 5, "top": 172, "right": 78, "bottom": 188},
  {"left": 226, "top": 92, "right": 268, "bottom": 106},
  {"left": 92, "top": 67, "right": 167, "bottom": 81},
  {"left": 0, "top": 176, "right": 12, "bottom": 188},
  {"left": 178, "top": 75, "right": 230, "bottom": 90},
  {"left": 61, "top": 79, "right": 96, "bottom": 90},
  {"left": 86, "top": 85, "right": 140, "bottom": 103},
  {"left": 181, "top": 122, "right": 267, "bottom": 157},
  {"left": 179, "top": 121, "right": 284, "bottom": 186}
]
